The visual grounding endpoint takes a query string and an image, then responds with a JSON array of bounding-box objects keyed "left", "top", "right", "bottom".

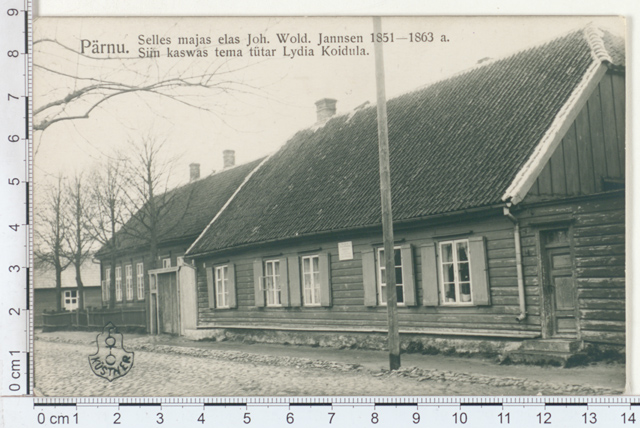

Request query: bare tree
[
  {"left": 119, "top": 136, "right": 183, "bottom": 272},
  {"left": 89, "top": 160, "right": 127, "bottom": 309},
  {"left": 63, "top": 173, "right": 95, "bottom": 310},
  {"left": 87, "top": 136, "right": 194, "bottom": 313},
  {"left": 35, "top": 175, "right": 70, "bottom": 311},
  {"left": 34, "top": 38, "right": 263, "bottom": 134}
]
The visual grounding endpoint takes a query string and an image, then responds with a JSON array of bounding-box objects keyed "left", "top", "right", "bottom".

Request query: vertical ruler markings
[
  {"left": 0, "top": 0, "right": 30, "bottom": 397},
  {"left": 25, "top": 0, "right": 34, "bottom": 396}
]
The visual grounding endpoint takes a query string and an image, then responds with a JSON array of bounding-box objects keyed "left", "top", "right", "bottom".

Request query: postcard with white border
[{"left": 32, "top": 15, "right": 627, "bottom": 396}]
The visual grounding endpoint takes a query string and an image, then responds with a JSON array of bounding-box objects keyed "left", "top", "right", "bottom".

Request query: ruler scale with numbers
[
  {"left": 1, "top": 3, "right": 639, "bottom": 428},
  {"left": 1, "top": 0, "right": 32, "bottom": 400},
  {"left": 2, "top": 396, "right": 640, "bottom": 427}
]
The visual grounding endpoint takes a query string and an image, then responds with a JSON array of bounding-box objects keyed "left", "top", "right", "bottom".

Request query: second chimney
[
  {"left": 223, "top": 150, "right": 235, "bottom": 169},
  {"left": 315, "top": 98, "right": 337, "bottom": 124},
  {"left": 189, "top": 163, "right": 200, "bottom": 182}
]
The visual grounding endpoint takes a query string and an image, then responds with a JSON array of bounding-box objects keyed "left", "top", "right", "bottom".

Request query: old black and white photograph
[{"left": 32, "top": 16, "right": 626, "bottom": 396}]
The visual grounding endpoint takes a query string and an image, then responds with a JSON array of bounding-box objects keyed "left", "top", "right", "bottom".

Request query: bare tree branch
[{"left": 34, "top": 37, "right": 273, "bottom": 133}]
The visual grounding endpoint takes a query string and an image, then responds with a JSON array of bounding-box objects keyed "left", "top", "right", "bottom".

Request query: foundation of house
[
  {"left": 184, "top": 328, "right": 624, "bottom": 366},
  {"left": 186, "top": 328, "right": 525, "bottom": 356}
]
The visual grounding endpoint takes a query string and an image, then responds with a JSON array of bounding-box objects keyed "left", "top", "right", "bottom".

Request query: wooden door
[
  {"left": 157, "top": 272, "right": 179, "bottom": 334},
  {"left": 541, "top": 229, "right": 577, "bottom": 338}
]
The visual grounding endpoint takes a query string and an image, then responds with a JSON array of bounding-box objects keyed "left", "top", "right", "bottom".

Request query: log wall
[
  {"left": 518, "top": 193, "right": 625, "bottom": 345},
  {"left": 194, "top": 193, "right": 624, "bottom": 345}
]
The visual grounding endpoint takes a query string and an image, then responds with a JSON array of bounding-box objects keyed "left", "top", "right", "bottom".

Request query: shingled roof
[
  {"left": 97, "top": 157, "right": 264, "bottom": 256},
  {"left": 187, "top": 27, "right": 624, "bottom": 256}
]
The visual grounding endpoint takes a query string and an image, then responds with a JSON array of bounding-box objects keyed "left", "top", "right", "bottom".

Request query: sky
[{"left": 33, "top": 16, "right": 624, "bottom": 191}]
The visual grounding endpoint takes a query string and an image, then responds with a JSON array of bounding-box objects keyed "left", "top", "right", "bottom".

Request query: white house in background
[{"left": 33, "top": 259, "right": 103, "bottom": 326}]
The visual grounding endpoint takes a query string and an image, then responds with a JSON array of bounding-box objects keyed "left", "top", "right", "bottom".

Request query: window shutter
[
  {"left": 206, "top": 267, "right": 215, "bottom": 309},
  {"left": 279, "top": 257, "right": 290, "bottom": 307},
  {"left": 421, "top": 243, "right": 439, "bottom": 306},
  {"left": 319, "top": 252, "right": 332, "bottom": 307},
  {"left": 362, "top": 249, "right": 377, "bottom": 307},
  {"left": 227, "top": 264, "right": 237, "bottom": 308},
  {"left": 401, "top": 244, "right": 417, "bottom": 306},
  {"left": 253, "top": 259, "right": 265, "bottom": 307},
  {"left": 469, "top": 236, "right": 491, "bottom": 306},
  {"left": 288, "top": 256, "right": 302, "bottom": 307}
]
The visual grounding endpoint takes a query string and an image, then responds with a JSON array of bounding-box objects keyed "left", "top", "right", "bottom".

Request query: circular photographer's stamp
[{"left": 88, "top": 322, "right": 134, "bottom": 382}]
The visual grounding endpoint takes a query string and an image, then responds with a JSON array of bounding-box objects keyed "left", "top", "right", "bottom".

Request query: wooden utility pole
[{"left": 373, "top": 16, "right": 401, "bottom": 370}]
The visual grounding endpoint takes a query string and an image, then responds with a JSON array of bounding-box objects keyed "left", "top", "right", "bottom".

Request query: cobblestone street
[{"left": 34, "top": 332, "right": 624, "bottom": 397}]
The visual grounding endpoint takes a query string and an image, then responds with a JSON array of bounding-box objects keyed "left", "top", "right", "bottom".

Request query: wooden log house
[
  {"left": 181, "top": 27, "right": 626, "bottom": 359},
  {"left": 95, "top": 155, "right": 264, "bottom": 335}
]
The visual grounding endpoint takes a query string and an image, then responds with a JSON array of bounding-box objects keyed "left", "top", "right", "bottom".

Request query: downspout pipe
[{"left": 503, "top": 205, "right": 527, "bottom": 322}]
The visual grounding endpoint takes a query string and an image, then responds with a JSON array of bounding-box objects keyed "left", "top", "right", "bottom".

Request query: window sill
[{"left": 441, "top": 302, "right": 475, "bottom": 307}]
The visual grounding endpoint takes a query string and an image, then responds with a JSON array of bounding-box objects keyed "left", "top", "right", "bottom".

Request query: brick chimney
[
  {"left": 315, "top": 98, "right": 337, "bottom": 124},
  {"left": 189, "top": 163, "right": 200, "bottom": 182},
  {"left": 223, "top": 150, "right": 235, "bottom": 169}
]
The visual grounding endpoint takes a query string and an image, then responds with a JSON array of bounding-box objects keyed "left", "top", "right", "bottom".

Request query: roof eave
[{"left": 185, "top": 202, "right": 504, "bottom": 260}]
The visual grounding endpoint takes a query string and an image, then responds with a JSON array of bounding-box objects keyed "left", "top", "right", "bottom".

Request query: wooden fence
[{"left": 42, "top": 307, "right": 147, "bottom": 333}]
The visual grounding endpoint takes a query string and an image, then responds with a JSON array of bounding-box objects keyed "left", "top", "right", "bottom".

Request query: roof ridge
[
  {"left": 401, "top": 25, "right": 595, "bottom": 96},
  {"left": 171, "top": 157, "right": 258, "bottom": 192},
  {"left": 315, "top": 26, "right": 593, "bottom": 130},
  {"left": 583, "top": 23, "right": 614, "bottom": 63}
]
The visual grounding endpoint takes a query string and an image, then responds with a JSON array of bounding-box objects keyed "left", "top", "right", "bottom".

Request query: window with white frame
[
  {"left": 63, "top": 290, "right": 78, "bottom": 311},
  {"left": 125, "top": 264, "right": 133, "bottom": 300},
  {"left": 115, "top": 266, "right": 122, "bottom": 301},
  {"left": 103, "top": 268, "right": 111, "bottom": 302},
  {"left": 302, "top": 255, "right": 321, "bottom": 306},
  {"left": 162, "top": 258, "right": 171, "bottom": 268},
  {"left": 136, "top": 262, "right": 144, "bottom": 300},
  {"left": 439, "top": 239, "right": 472, "bottom": 304},
  {"left": 264, "top": 259, "right": 281, "bottom": 306},
  {"left": 215, "top": 265, "right": 229, "bottom": 308},
  {"left": 376, "top": 247, "right": 404, "bottom": 305}
]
